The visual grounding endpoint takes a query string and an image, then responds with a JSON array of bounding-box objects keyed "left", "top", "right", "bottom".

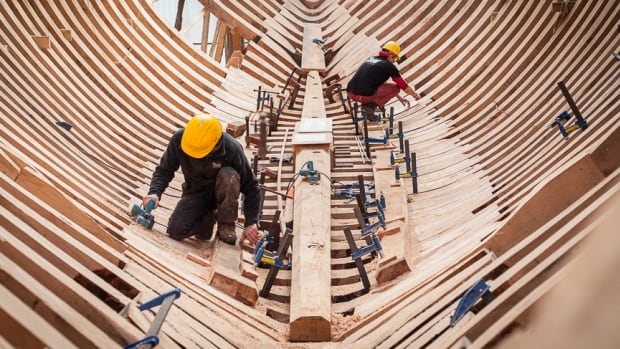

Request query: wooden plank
[
  {"left": 125, "top": 294, "right": 182, "bottom": 349},
  {"left": 0, "top": 226, "right": 143, "bottom": 345},
  {"left": 301, "top": 23, "right": 326, "bottom": 72},
  {"left": 0, "top": 1, "right": 617, "bottom": 348},
  {"left": 434, "top": 183, "right": 620, "bottom": 348},
  {"left": 0, "top": 203, "right": 132, "bottom": 305},
  {"left": 3, "top": 169, "right": 128, "bottom": 262},
  {"left": 121, "top": 247, "right": 282, "bottom": 346},
  {"left": 0, "top": 144, "right": 23, "bottom": 180},
  {"left": 289, "top": 146, "right": 332, "bottom": 341},
  {"left": 288, "top": 61, "right": 333, "bottom": 341},
  {"left": 484, "top": 155, "right": 606, "bottom": 256},
  {"left": 0, "top": 284, "right": 78, "bottom": 349},
  {"left": 32, "top": 35, "right": 51, "bottom": 49},
  {"left": 295, "top": 118, "right": 333, "bottom": 133},
  {"left": 0, "top": 254, "right": 122, "bottom": 348}
]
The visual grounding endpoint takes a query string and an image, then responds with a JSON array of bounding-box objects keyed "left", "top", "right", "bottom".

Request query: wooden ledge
[
  {"left": 209, "top": 239, "right": 258, "bottom": 306},
  {"left": 32, "top": 36, "right": 51, "bottom": 49},
  {"left": 370, "top": 146, "right": 413, "bottom": 272}
]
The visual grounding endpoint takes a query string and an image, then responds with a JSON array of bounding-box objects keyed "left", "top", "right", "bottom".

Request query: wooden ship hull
[{"left": 0, "top": 0, "right": 618, "bottom": 348}]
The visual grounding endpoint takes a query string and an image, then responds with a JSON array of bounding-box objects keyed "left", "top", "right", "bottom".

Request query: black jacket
[{"left": 148, "top": 130, "right": 260, "bottom": 226}]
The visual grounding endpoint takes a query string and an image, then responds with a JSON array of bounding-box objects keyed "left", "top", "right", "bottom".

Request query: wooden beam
[
  {"left": 0, "top": 283, "right": 79, "bottom": 349},
  {"left": 210, "top": 20, "right": 227, "bottom": 62},
  {"left": 301, "top": 70, "right": 326, "bottom": 118},
  {"left": 289, "top": 70, "right": 332, "bottom": 342},
  {"left": 289, "top": 147, "right": 332, "bottom": 342},
  {"left": 200, "top": 9, "right": 210, "bottom": 53},
  {"left": 301, "top": 23, "right": 326, "bottom": 72}
]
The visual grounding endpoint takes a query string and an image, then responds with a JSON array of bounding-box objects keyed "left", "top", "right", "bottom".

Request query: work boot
[
  {"left": 361, "top": 103, "right": 378, "bottom": 121},
  {"left": 217, "top": 223, "right": 237, "bottom": 245}
]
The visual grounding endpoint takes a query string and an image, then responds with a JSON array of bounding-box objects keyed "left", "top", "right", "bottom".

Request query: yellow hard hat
[
  {"left": 382, "top": 41, "right": 401, "bottom": 60},
  {"left": 181, "top": 114, "right": 222, "bottom": 158}
]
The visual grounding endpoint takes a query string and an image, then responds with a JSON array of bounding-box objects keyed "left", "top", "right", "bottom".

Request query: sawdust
[{"left": 331, "top": 312, "right": 362, "bottom": 339}]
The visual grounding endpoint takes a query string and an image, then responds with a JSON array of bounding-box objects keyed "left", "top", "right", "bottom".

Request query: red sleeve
[{"left": 393, "top": 76, "right": 408, "bottom": 90}]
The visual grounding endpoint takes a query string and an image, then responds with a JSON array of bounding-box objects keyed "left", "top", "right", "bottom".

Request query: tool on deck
[
  {"left": 334, "top": 188, "right": 359, "bottom": 203},
  {"left": 259, "top": 228, "right": 293, "bottom": 298},
  {"left": 333, "top": 179, "right": 376, "bottom": 204},
  {"left": 450, "top": 279, "right": 495, "bottom": 326},
  {"left": 130, "top": 200, "right": 156, "bottom": 230},
  {"left": 350, "top": 102, "right": 363, "bottom": 135},
  {"left": 393, "top": 140, "right": 419, "bottom": 194},
  {"left": 364, "top": 129, "right": 389, "bottom": 145},
  {"left": 390, "top": 151, "right": 410, "bottom": 165},
  {"left": 344, "top": 203, "right": 385, "bottom": 292},
  {"left": 354, "top": 206, "right": 386, "bottom": 236},
  {"left": 343, "top": 227, "right": 372, "bottom": 291},
  {"left": 350, "top": 232, "right": 383, "bottom": 260},
  {"left": 550, "top": 110, "right": 588, "bottom": 138},
  {"left": 261, "top": 167, "right": 278, "bottom": 180},
  {"left": 312, "top": 38, "right": 329, "bottom": 52},
  {"left": 388, "top": 121, "right": 403, "bottom": 144},
  {"left": 395, "top": 166, "right": 418, "bottom": 180},
  {"left": 299, "top": 160, "right": 320, "bottom": 182},
  {"left": 551, "top": 81, "right": 589, "bottom": 138},
  {"left": 253, "top": 231, "right": 291, "bottom": 269},
  {"left": 253, "top": 85, "right": 281, "bottom": 112},
  {"left": 124, "top": 288, "right": 181, "bottom": 349},
  {"left": 362, "top": 120, "right": 388, "bottom": 158},
  {"left": 380, "top": 106, "right": 393, "bottom": 124},
  {"left": 269, "top": 154, "right": 292, "bottom": 163},
  {"left": 254, "top": 210, "right": 282, "bottom": 259}
]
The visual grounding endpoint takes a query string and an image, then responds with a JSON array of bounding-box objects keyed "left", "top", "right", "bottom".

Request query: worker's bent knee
[
  {"left": 216, "top": 167, "right": 241, "bottom": 194},
  {"left": 167, "top": 221, "right": 192, "bottom": 240},
  {"left": 216, "top": 166, "right": 240, "bottom": 182}
]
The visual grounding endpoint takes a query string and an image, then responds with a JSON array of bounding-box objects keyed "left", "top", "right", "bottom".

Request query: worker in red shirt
[{"left": 347, "top": 41, "right": 421, "bottom": 121}]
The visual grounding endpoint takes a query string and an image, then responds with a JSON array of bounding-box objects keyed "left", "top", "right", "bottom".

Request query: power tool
[
  {"left": 299, "top": 160, "right": 320, "bottom": 182},
  {"left": 130, "top": 200, "right": 156, "bottom": 229}
]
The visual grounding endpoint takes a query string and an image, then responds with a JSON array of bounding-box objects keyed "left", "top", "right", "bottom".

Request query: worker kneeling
[{"left": 142, "top": 114, "right": 259, "bottom": 245}]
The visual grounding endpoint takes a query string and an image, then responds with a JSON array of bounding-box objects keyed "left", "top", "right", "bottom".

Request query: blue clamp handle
[
  {"left": 138, "top": 288, "right": 181, "bottom": 311},
  {"left": 450, "top": 279, "right": 494, "bottom": 326},
  {"left": 124, "top": 335, "right": 159, "bottom": 349}
]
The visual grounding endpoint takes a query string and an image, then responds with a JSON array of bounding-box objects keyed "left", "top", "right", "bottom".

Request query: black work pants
[{"left": 167, "top": 166, "right": 241, "bottom": 240}]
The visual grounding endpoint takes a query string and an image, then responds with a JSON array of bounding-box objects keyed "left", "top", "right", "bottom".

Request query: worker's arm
[
  {"left": 403, "top": 85, "right": 421, "bottom": 100},
  {"left": 393, "top": 76, "right": 421, "bottom": 99},
  {"left": 392, "top": 76, "right": 420, "bottom": 108},
  {"left": 145, "top": 130, "right": 182, "bottom": 208}
]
